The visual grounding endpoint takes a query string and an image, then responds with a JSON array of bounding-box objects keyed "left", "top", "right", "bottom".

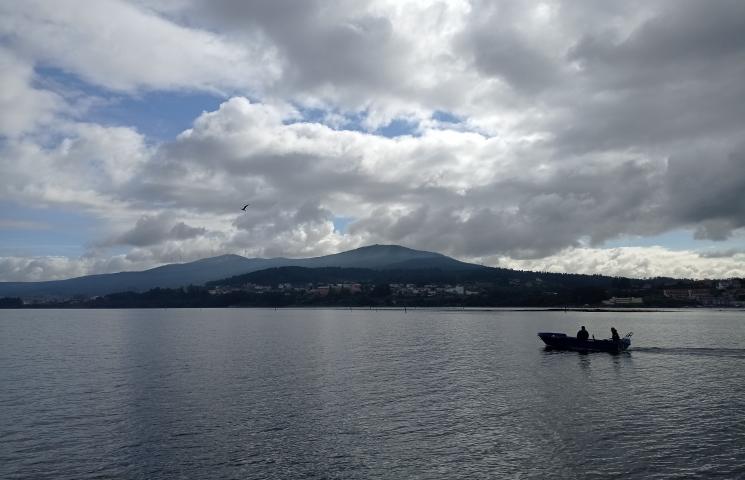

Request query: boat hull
[{"left": 538, "top": 332, "right": 630, "bottom": 353}]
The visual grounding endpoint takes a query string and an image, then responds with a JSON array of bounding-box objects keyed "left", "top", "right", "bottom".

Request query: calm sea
[{"left": 1, "top": 308, "right": 744, "bottom": 479}]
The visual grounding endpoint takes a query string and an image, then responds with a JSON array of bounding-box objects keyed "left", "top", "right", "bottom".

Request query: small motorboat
[{"left": 538, "top": 331, "right": 632, "bottom": 353}]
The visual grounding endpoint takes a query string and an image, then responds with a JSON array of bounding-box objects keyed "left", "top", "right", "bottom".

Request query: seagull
[{"left": 241, "top": 203, "right": 250, "bottom": 211}]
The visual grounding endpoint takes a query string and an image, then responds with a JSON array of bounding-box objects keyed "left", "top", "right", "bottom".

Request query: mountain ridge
[{"left": 0, "top": 245, "right": 484, "bottom": 298}]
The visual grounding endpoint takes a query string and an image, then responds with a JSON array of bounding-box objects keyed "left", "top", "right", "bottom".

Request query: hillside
[{"left": 0, "top": 245, "right": 491, "bottom": 299}]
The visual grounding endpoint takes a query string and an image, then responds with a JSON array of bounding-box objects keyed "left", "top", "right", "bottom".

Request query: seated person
[
  {"left": 577, "top": 326, "right": 589, "bottom": 341},
  {"left": 611, "top": 327, "right": 620, "bottom": 341}
]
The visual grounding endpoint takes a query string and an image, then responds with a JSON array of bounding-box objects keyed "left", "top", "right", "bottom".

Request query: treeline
[
  {"left": 211, "top": 265, "right": 704, "bottom": 292},
  {"left": 4, "top": 265, "right": 738, "bottom": 309},
  {"left": 209, "top": 265, "right": 619, "bottom": 290},
  {"left": 1, "top": 284, "right": 681, "bottom": 309},
  {"left": 0, "top": 297, "right": 23, "bottom": 308}
]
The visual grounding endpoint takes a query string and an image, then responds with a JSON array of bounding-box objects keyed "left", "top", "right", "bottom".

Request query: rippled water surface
[{"left": 2, "top": 308, "right": 745, "bottom": 479}]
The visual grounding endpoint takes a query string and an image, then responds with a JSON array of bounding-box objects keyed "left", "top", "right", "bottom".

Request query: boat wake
[{"left": 632, "top": 347, "right": 745, "bottom": 359}]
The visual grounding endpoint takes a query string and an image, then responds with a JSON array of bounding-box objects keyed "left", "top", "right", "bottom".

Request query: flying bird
[{"left": 241, "top": 203, "right": 250, "bottom": 211}]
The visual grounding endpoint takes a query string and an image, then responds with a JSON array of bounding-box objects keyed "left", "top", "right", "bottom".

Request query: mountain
[
  {"left": 0, "top": 245, "right": 486, "bottom": 299},
  {"left": 0, "top": 254, "right": 274, "bottom": 298},
  {"left": 298, "top": 244, "right": 483, "bottom": 271}
]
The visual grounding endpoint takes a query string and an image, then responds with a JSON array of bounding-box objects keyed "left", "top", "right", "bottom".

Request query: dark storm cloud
[
  {"left": 455, "top": 3, "right": 560, "bottom": 93},
  {"left": 663, "top": 145, "right": 745, "bottom": 240},
  {"left": 570, "top": 1, "right": 745, "bottom": 74},
  {"left": 557, "top": 0, "right": 745, "bottom": 154}
]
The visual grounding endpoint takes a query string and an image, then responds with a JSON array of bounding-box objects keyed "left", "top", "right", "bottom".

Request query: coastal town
[
  {"left": 3, "top": 267, "right": 744, "bottom": 309},
  {"left": 203, "top": 277, "right": 745, "bottom": 308}
]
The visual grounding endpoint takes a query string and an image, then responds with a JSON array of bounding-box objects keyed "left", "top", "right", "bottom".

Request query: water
[{"left": 1, "top": 308, "right": 744, "bottom": 479}]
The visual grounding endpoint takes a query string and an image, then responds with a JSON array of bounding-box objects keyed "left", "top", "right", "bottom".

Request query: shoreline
[{"left": 2, "top": 306, "right": 742, "bottom": 312}]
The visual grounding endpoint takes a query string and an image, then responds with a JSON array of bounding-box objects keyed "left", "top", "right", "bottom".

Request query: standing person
[
  {"left": 577, "top": 326, "right": 589, "bottom": 341},
  {"left": 611, "top": 327, "right": 620, "bottom": 341}
]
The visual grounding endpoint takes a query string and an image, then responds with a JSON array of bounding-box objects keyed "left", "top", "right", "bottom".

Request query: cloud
[
  {"left": 556, "top": 0, "right": 745, "bottom": 154},
  {"left": 103, "top": 213, "right": 207, "bottom": 247},
  {"left": 663, "top": 145, "right": 745, "bottom": 239},
  {"left": 491, "top": 246, "right": 745, "bottom": 280},
  {"left": 0, "top": 0, "right": 280, "bottom": 94},
  {"left": 0, "top": 123, "right": 150, "bottom": 211},
  {"left": 145, "top": 99, "right": 665, "bottom": 259},
  {"left": 1, "top": 1, "right": 745, "bottom": 281},
  {"left": 230, "top": 199, "right": 356, "bottom": 258},
  {"left": 4, "top": 93, "right": 744, "bottom": 276},
  {"left": 134, "top": 0, "right": 478, "bottom": 127},
  {"left": 0, "top": 48, "right": 65, "bottom": 137},
  {"left": 699, "top": 248, "right": 745, "bottom": 259},
  {"left": 455, "top": 1, "right": 563, "bottom": 94},
  {"left": 0, "top": 254, "right": 134, "bottom": 282}
]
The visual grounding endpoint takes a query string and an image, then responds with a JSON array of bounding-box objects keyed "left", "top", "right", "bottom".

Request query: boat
[{"left": 537, "top": 331, "right": 632, "bottom": 353}]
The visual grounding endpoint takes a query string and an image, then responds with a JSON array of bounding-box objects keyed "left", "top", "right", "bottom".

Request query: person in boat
[
  {"left": 577, "top": 326, "right": 589, "bottom": 341},
  {"left": 611, "top": 327, "right": 620, "bottom": 341}
]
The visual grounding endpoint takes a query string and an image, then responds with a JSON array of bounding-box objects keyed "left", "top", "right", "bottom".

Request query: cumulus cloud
[
  {"left": 491, "top": 246, "right": 745, "bottom": 280},
  {"left": 1, "top": 0, "right": 745, "bottom": 281},
  {"left": 0, "top": 254, "right": 141, "bottom": 282},
  {"left": 0, "top": 122, "right": 150, "bottom": 210},
  {"left": 3, "top": 92, "right": 745, "bottom": 279},
  {"left": 0, "top": 256, "right": 90, "bottom": 282},
  {"left": 134, "top": 0, "right": 478, "bottom": 126},
  {"left": 0, "top": 0, "right": 280, "bottom": 94},
  {"left": 0, "top": 47, "right": 65, "bottom": 137},
  {"left": 137, "top": 98, "right": 673, "bottom": 259}
]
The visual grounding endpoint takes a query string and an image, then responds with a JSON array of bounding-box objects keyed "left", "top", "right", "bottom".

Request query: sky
[{"left": 1, "top": 0, "right": 745, "bottom": 281}]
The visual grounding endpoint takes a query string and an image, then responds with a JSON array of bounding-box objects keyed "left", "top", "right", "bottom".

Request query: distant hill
[
  {"left": 296, "top": 244, "right": 475, "bottom": 270},
  {"left": 0, "top": 245, "right": 490, "bottom": 299},
  {"left": 0, "top": 254, "right": 272, "bottom": 298}
]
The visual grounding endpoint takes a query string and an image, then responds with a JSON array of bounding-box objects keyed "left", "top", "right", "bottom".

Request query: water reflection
[
  {"left": 1, "top": 309, "right": 744, "bottom": 479},
  {"left": 577, "top": 352, "right": 592, "bottom": 372}
]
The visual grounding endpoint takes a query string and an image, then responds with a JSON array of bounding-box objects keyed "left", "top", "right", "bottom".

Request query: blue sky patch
[
  {"left": 35, "top": 65, "right": 227, "bottom": 141},
  {"left": 291, "top": 105, "right": 421, "bottom": 138},
  {"left": 332, "top": 216, "right": 354, "bottom": 233},
  {"left": 432, "top": 110, "right": 462, "bottom": 124},
  {"left": 375, "top": 117, "right": 419, "bottom": 138},
  {"left": 92, "top": 91, "right": 226, "bottom": 141},
  {"left": 290, "top": 106, "right": 368, "bottom": 133},
  {"left": 0, "top": 201, "right": 97, "bottom": 256}
]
